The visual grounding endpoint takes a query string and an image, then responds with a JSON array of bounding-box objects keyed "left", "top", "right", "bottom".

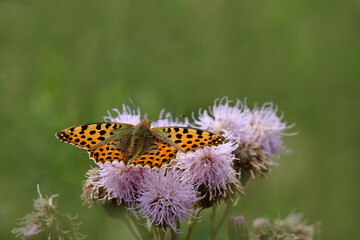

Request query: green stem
[
  {"left": 123, "top": 214, "right": 141, "bottom": 240},
  {"left": 210, "top": 206, "right": 217, "bottom": 237},
  {"left": 184, "top": 209, "right": 201, "bottom": 240},
  {"left": 314, "top": 221, "right": 321, "bottom": 240},
  {"left": 152, "top": 226, "right": 165, "bottom": 240},
  {"left": 126, "top": 213, "right": 152, "bottom": 240},
  {"left": 210, "top": 203, "right": 233, "bottom": 240},
  {"left": 171, "top": 222, "right": 180, "bottom": 240}
]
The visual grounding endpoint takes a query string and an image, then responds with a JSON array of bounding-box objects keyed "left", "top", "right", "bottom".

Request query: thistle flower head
[
  {"left": 241, "top": 102, "right": 295, "bottom": 157},
  {"left": 103, "top": 104, "right": 143, "bottom": 125},
  {"left": 176, "top": 142, "right": 241, "bottom": 203},
  {"left": 97, "top": 161, "right": 148, "bottom": 204},
  {"left": 151, "top": 109, "right": 189, "bottom": 128},
  {"left": 192, "top": 97, "right": 249, "bottom": 138},
  {"left": 136, "top": 170, "right": 198, "bottom": 231}
]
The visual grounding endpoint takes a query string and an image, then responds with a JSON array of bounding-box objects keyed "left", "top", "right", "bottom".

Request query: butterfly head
[{"left": 134, "top": 120, "right": 152, "bottom": 138}]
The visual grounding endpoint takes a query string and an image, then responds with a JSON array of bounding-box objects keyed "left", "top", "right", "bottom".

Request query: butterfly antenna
[{"left": 129, "top": 97, "right": 142, "bottom": 118}]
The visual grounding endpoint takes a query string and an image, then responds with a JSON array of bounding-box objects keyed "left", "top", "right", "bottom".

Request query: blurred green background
[{"left": 1, "top": 0, "right": 359, "bottom": 239}]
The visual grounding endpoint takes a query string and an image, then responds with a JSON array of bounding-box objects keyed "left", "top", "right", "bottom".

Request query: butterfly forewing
[
  {"left": 152, "top": 127, "right": 226, "bottom": 152},
  {"left": 55, "top": 122, "right": 133, "bottom": 150}
]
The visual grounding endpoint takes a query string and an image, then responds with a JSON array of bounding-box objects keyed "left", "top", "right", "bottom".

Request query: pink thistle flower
[
  {"left": 192, "top": 97, "right": 249, "bottom": 140},
  {"left": 176, "top": 142, "right": 240, "bottom": 200},
  {"left": 241, "top": 102, "right": 295, "bottom": 156},
  {"left": 97, "top": 161, "right": 149, "bottom": 203},
  {"left": 136, "top": 170, "right": 198, "bottom": 231}
]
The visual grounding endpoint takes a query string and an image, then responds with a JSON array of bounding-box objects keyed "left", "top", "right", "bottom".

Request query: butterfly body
[
  {"left": 56, "top": 120, "right": 226, "bottom": 168},
  {"left": 122, "top": 120, "right": 154, "bottom": 161}
]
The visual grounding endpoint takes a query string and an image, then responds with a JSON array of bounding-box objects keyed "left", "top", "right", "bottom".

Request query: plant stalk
[
  {"left": 152, "top": 226, "right": 165, "bottom": 240},
  {"left": 210, "top": 206, "right": 217, "bottom": 238},
  {"left": 123, "top": 214, "right": 142, "bottom": 240},
  {"left": 171, "top": 221, "right": 180, "bottom": 240},
  {"left": 126, "top": 213, "right": 152, "bottom": 240},
  {"left": 184, "top": 209, "right": 201, "bottom": 240},
  {"left": 210, "top": 203, "right": 233, "bottom": 240}
]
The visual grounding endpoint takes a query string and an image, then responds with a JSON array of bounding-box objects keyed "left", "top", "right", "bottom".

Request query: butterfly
[{"left": 56, "top": 120, "right": 226, "bottom": 168}]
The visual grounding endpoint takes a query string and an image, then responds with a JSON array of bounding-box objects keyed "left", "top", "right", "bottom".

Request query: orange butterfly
[{"left": 56, "top": 120, "right": 226, "bottom": 168}]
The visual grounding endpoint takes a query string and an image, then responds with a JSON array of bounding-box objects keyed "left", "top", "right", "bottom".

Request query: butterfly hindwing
[
  {"left": 131, "top": 141, "right": 178, "bottom": 168},
  {"left": 55, "top": 122, "right": 133, "bottom": 150},
  {"left": 87, "top": 139, "right": 126, "bottom": 164},
  {"left": 151, "top": 127, "right": 226, "bottom": 152}
]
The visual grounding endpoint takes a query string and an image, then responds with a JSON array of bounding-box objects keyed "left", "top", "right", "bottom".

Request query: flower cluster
[
  {"left": 79, "top": 97, "right": 293, "bottom": 233},
  {"left": 12, "top": 97, "right": 310, "bottom": 240}
]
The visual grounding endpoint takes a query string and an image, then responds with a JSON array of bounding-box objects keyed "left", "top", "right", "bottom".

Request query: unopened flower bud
[{"left": 228, "top": 216, "right": 249, "bottom": 240}]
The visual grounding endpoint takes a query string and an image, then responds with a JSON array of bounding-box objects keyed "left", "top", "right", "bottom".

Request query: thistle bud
[{"left": 228, "top": 216, "right": 249, "bottom": 240}]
